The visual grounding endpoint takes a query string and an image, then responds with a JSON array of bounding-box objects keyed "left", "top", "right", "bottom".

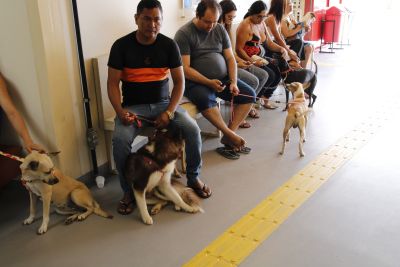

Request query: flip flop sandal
[
  {"left": 248, "top": 109, "right": 260, "bottom": 119},
  {"left": 189, "top": 183, "right": 212, "bottom": 199},
  {"left": 239, "top": 121, "right": 251, "bottom": 128},
  {"left": 225, "top": 144, "right": 252, "bottom": 154},
  {"left": 117, "top": 200, "right": 135, "bottom": 215},
  {"left": 263, "top": 103, "right": 278, "bottom": 110},
  {"left": 237, "top": 146, "right": 252, "bottom": 154},
  {"left": 216, "top": 146, "right": 240, "bottom": 160}
]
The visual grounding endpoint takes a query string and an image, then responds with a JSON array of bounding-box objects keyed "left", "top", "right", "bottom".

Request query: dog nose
[{"left": 47, "top": 177, "right": 59, "bottom": 185}]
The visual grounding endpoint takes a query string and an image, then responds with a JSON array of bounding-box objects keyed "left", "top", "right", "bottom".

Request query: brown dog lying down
[
  {"left": 280, "top": 82, "right": 309, "bottom": 157},
  {"left": 124, "top": 128, "right": 202, "bottom": 225},
  {"left": 20, "top": 151, "right": 113, "bottom": 234},
  {"left": 147, "top": 178, "right": 203, "bottom": 216}
]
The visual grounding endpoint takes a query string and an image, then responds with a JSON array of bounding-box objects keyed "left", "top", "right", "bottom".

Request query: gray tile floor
[{"left": 1, "top": 6, "right": 400, "bottom": 267}]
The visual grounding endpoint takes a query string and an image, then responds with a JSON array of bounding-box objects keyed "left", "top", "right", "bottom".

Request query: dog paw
[
  {"left": 37, "top": 224, "right": 48, "bottom": 235},
  {"left": 174, "top": 205, "right": 181, "bottom": 211},
  {"left": 77, "top": 214, "right": 87, "bottom": 221},
  {"left": 142, "top": 215, "right": 153, "bottom": 225},
  {"left": 300, "top": 152, "right": 305, "bottom": 157},
  {"left": 279, "top": 151, "right": 284, "bottom": 155},
  {"left": 150, "top": 206, "right": 161, "bottom": 215},
  {"left": 184, "top": 206, "right": 199, "bottom": 213},
  {"left": 23, "top": 217, "right": 34, "bottom": 225}
]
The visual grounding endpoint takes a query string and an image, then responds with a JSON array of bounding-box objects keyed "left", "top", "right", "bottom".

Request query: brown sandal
[
  {"left": 248, "top": 109, "right": 260, "bottom": 119},
  {"left": 239, "top": 121, "right": 251, "bottom": 128},
  {"left": 189, "top": 183, "right": 212, "bottom": 199},
  {"left": 117, "top": 200, "right": 135, "bottom": 215}
]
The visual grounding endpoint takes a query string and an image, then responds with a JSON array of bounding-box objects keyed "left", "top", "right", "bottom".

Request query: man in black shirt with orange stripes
[{"left": 108, "top": 0, "right": 211, "bottom": 215}]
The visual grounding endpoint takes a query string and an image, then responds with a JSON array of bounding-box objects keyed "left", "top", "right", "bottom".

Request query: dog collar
[
  {"left": 143, "top": 155, "right": 155, "bottom": 166},
  {"left": 21, "top": 178, "right": 33, "bottom": 192}
]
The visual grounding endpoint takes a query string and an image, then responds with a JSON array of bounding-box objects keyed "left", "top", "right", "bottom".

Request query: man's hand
[
  {"left": 208, "top": 79, "right": 225, "bottom": 92},
  {"left": 280, "top": 49, "right": 289, "bottom": 61},
  {"left": 229, "top": 83, "right": 239, "bottom": 96},
  {"left": 288, "top": 49, "right": 300, "bottom": 62},
  {"left": 25, "top": 142, "right": 46, "bottom": 153},
  {"left": 117, "top": 110, "right": 136, "bottom": 126},
  {"left": 237, "top": 60, "right": 252, "bottom": 69},
  {"left": 154, "top": 111, "right": 170, "bottom": 129}
]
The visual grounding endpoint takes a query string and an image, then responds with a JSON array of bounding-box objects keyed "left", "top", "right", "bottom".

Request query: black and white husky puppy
[{"left": 124, "top": 128, "right": 201, "bottom": 225}]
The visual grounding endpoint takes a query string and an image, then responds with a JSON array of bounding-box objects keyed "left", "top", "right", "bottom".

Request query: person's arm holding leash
[
  {"left": 265, "top": 16, "right": 298, "bottom": 61},
  {"left": 223, "top": 47, "right": 239, "bottom": 96},
  {"left": 0, "top": 72, "right": 44, "bottom": 153},
  {"left": 107, "top": 67, "right": 136, "bottom": 125},
  {"left": 154, "top": 65, "right": 184, "bottom": 128}
]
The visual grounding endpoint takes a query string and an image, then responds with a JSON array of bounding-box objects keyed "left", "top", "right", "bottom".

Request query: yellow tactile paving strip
[{"left": 184, "top": 108, "right": 394, "bottom": 267}]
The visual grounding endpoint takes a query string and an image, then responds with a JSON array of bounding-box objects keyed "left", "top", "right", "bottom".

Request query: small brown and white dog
[
  {"left": 280, "top": 82, "right": 309, "bottom": 157},
  {"left": 20, "top": 151, "right": 113, "bottom": 234},
  {"left": 124, "top": 129, "right": 201, "bottom": 225},
  {"left": 147, "top": 178, "right": 203, "bottom": 216}
]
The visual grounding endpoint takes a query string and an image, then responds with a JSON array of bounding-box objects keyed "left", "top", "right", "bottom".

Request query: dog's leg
[
  {"left": 38, "top": 191, "right": 52, "bottom": 234},
  {"left": 280, "top": 128, "right": 289, "bottom": 155},
  {"left": 150, "top": 201, "right": 168, "bottom": 215},
  {"left": 299, "top": 124, "right": 306, "bottom": 157},
  {"left": 134, "top": 190, "right": 153, "bottom": 225},
  {"left": 69, "top": 189, "right": 100, "bottom": 221},
  {"left": 280, "top": 119, "right": 291, "bottom": 155},
  {"left": 158, "top": 182, "right": 199, "bottom": 213},
  {"left": 23, "top": 192, "right": 37, "bottom": 225}
]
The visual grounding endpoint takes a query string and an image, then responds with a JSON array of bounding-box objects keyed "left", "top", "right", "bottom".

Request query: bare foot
[
  {"left": 188, "top": 179, "right": 212, "bottom": 199},
  {"left": 221, "top": 134, "right": 245, "bottom": 149}
]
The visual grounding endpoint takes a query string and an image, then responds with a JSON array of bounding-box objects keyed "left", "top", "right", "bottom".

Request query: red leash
[{"left": 0, "top": 150, "right": 24, "bottom": 162}]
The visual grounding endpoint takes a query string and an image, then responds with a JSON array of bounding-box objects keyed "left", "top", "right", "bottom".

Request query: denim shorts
[{"left": 185, "top": 77, "right": 256, "bottom": 112}]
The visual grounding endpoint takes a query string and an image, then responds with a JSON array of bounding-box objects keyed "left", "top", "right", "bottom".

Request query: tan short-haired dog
[
  {"left": 147, "top": 178, "right": 203, "bottom": 216},
  {"left": 280, "top": 82, "right": 309, "bottom": 157},
  {"left": 20, "top": 151, "right": 113, "bottom": 234}
]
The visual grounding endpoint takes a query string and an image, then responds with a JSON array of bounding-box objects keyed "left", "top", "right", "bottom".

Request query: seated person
[
  {"left": 237, "top": 0, "right": 317, "bottom": 107},
  {"left": 107, "top": 0, "right": 211, "bottom": 214},
  {"left": 264, "top": 0, "right": 300, "bottom": 63},
  {"left": 174, "top": 0, "right": 256, "bottom": 160},
  {"left": 0, "top": 71, "right": 44, "bottom": 153},
  {"left": 281, "top": 0, "right": 314, "bottom": 68},
  {"left": 236, "top": 0, "right": 287, "bottom": 109},
  {"left": 219, "top": 0, "right": 269, "bottom": 126}
]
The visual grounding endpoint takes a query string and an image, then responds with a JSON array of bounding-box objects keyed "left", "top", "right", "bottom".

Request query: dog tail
[
  {"left": 295, "top": 111, "right": 301, "bottom": 119},
  {"left": 181, "top": 189, "right": 204, "bottom": 213},
  {"left": 93, "top": 201, "right": 114, "bottom": 219}
]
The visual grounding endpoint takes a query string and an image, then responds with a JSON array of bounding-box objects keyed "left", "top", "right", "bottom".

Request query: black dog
[{"left": 272, "top": 54, "right": 317, "bottom": 108}]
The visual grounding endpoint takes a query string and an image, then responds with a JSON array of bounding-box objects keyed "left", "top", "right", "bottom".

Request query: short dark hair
[
  {"left": 268, "top": 0, "right": 285, "bottom": 22},
  {"left": 219, "top": 0, "right": 237, "bottom": 23},
  {"left": 244, "top": 0, "right": 268, "bottom": 19},
  {"left": 196, "top": 0, "right": 222, "bottom": 19},
  {"left": 137, "top": 0, "right": 163, "bottom": 15}
]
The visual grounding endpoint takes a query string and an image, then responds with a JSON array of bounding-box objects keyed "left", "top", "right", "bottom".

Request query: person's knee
[{"left": 305, "top": 45, "right": 312, "bottom": 54}]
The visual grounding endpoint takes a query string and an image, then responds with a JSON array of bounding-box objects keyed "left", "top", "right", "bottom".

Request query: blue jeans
[
  {"left": 112, "top": 101, "right": 202, "bottom": 195},
  {"left": 185, "top": 77, "right": 256, "bottom": 112}
]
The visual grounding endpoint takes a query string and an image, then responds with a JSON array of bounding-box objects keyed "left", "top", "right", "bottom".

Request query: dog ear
[
  {"left": 29, "top": 161, "right": 39, "bottom": 171},
  {"left": 46, "top": 151, "right": 61, "bottom": 157}
]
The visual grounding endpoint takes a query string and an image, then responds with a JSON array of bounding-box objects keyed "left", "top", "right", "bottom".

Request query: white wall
[
  {"left": 0, "top": 0, "right": 260, "bottom": 178},
  {"left": 0, "top": 0, "right": 193, "bottom": 178}
]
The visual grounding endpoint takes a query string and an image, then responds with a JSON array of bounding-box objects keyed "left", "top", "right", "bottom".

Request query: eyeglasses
[
  {"left": 255, "top": 14, "right": 267, "bottom": 19},
  {"left": 200, "top": 18, "right": 218, "bottom": 26}
]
